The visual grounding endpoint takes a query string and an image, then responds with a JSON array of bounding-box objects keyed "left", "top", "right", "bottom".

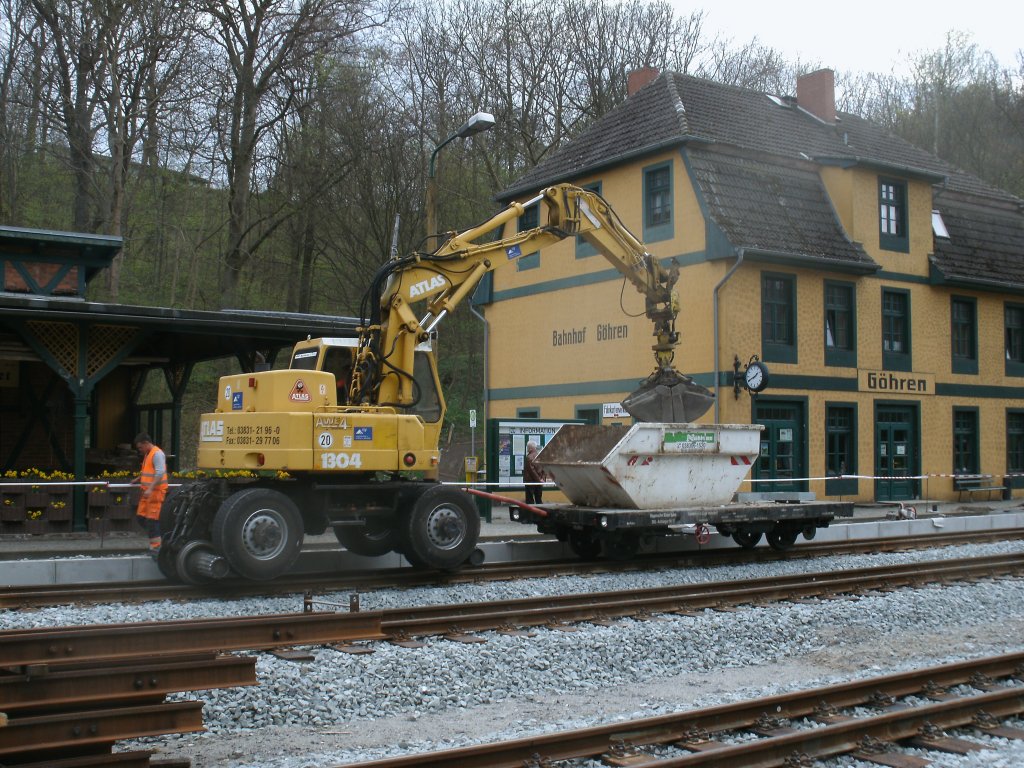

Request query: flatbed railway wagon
[{"left": 507, "top": 423, "right": 854, "bottom": 559}]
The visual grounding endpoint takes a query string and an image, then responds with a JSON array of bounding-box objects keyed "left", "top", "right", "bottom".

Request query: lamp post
[{"left": 426, "top": 111, "right": 495, "bottom": 241}]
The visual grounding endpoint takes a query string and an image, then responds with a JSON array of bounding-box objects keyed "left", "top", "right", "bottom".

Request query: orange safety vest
[{"left": 137, "top": 444, "right": 169, "bottom": 520}]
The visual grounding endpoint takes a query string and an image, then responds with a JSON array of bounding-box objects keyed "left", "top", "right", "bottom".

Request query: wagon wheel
[
  {"left": 568, "top": 529, "right": 603, "bottom": 560},
  {"left": 732, "top": 530, "right": 762, "bottom": 550},
  {"left": 604, "top": 532, "right": 641, "bottom": 560},
  {"left": 766, "top": 526, "right": 799, "bottom": 552}
]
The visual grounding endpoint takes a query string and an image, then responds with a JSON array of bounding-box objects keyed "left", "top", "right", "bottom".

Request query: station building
[{"left": 476, "top": 68, "right": 1024, "bottom": 503}]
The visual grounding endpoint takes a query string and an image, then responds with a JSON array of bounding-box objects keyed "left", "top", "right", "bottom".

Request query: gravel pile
[{"left": 5, "top": 540, "right": 1024, "bottom": 767}]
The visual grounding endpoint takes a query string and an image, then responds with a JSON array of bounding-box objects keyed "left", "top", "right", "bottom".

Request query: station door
[
  {"left": 752, "top": 400, "right": 806, "bottom": 494},
  {"left": 874, "top": 404, "right": 919, "bottom": 501}
]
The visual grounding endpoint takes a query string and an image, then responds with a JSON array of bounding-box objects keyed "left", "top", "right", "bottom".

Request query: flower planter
[
  {"left": 24, "top": 491, "right": 47, "bottom": 507},
  {"left": 25, "top": 519, "right": 49, "bottom": 535},
  {"left": 1, "top": 496, "right": 25, "bottom": 521},
  {"left": 2, "top": 490, "right": 24, "bottom": 510},
  {"left": 1, "top": 521, "right": 26, "bottom": 535},
  {"left": 106, "top": 504, "right": 137, "bottom": 520},
  {"left": 87, "top": 490, "right": 111, "bottom": 507},
  {"left": 46, "top": 503, "right": 73, "bottom": 522},
  {"left": 48, "top": 491, "right": 71, "bottom": 506}
]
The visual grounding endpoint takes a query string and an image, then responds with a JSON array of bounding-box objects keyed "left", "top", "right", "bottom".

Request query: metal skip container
[{"left": 538, "top": 423, "right": 764, "bottom": 509}]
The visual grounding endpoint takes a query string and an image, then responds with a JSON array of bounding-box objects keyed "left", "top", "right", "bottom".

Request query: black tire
[
  {"left": 401, "top": 486, "right": 480, "bottom": 570},
  {"left": 154, "top": 487, "right": 187, "bottom": 581},
  {"left": 334, "top": 522, "right": 399, "bottom": 557},
  {"left": 568, "top": 530, "right": 603, "bottom": 560},
  {"left": 212, "top": 487, "right": 304, "bottom": 580},
  {"left": 155, "top": 545, "right": 179, "bottom": 581},
  {"left": 766, "top": 527, "right": 799, "bottom": 552},
  {"left": 732, "top": 530, "right": 762, "bottom": 550},
  {"left": 159, "top": 486, "right": 184, "bottom": 538},
  {"left": 604, "top": 532, "right": 640, "bottom": 561}
]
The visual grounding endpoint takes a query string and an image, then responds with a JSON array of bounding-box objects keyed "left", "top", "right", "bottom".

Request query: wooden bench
[{"left": 953, "top": 475, "right": 1007, "bottom": 502}]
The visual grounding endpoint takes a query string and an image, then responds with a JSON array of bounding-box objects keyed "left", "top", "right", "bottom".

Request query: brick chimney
[
  {"left": 627, "top": 67, "right": 660, "bottom": 97},
  {"left": 796, "top": 68, "right": 836, "bottom": 123}
]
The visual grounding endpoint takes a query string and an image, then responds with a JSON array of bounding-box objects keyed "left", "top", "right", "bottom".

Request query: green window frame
[
  {"left": 642, "top": 162, "right": 673, "bottom": 243},
  {"left": 575, "top": 405, "right": 601, "bottom": 424},
  {"left": 950, "top": 296, "right": 977, "bottom": 375},
  {"left": 762, "top": 272, "right": 797, "bottom": 364},
  {"left": 1007, "top": 410, "right": 1024, "bottom": 488},
  {"left": 516, "top": 407, "right": 539, "bottom": 418},
  {"left": 952, "top": 407, "right": 979, "bottom": 476},
  {"left": 824, "top": 280, "right": 856, "bottom": 367},
  {"left": 516, "top": 202, "right": 540, "bottom": 271},
  {"left": 825, "top": 403, "right": 858, "bottom": 496},
  {"left": 1005, "top": 303, "right": 1024, "bottom": 376},
  {"left": 879, "top": 177, "right": 909, "bottom": 252},
  {"left": 575, "top": 181, "right": 602, "bottom": 259},
  {"left": 882, "top": 288, "right": 911, "bottom": 372}
]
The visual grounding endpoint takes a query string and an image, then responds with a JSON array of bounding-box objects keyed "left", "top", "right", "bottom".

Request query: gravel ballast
[{"left": 5, "top": 540, "right": 1024, "bottom": 767}]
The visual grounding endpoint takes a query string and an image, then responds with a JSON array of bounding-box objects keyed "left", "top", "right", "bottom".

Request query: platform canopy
[{"left": 0, "top": 225, "right": 359, "bottom": 529}]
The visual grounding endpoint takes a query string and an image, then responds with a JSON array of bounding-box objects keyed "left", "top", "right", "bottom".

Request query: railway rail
[
  {"left": 3, "top": 526, "right": 1023, "bottom": 610},
  {"left": 338, "top": 651, "right": 1024, "bottom": 767},
  {"left": 4, "top": 552, "right": 1023, "bottom": 667},
  {"left": 4, "top": 550, "right": 1023, "bottom": 765}
]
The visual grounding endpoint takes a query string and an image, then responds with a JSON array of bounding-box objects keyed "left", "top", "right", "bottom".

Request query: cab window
[
  {"left": 322, "top": 347, "right": 353, "bottom": 403},
  {"left": 410, "top": 352, "right": 442, "bottom": 422}
]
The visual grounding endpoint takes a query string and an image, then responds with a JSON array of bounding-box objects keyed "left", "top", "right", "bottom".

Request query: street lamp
[{"left": 426, "top": 111, "right": 495, "bottom": 242}]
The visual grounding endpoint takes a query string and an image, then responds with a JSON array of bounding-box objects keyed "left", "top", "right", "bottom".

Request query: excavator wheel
[
  {"left": 154, "top": 487, "right": 186, "bottom": 581},
  {"left": 401, "top": 486, "right": 480, "bottom": 571},
  {"left": 334, "top": 522, "right": 399, "bottom": 557},
  {"left": 212, "top": 487, "right": 304, "bottom": 580}
]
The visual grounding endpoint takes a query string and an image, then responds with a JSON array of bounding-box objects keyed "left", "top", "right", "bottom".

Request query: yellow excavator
[{"left": 161, "top": 184, "right": 712, "bottom": 583}]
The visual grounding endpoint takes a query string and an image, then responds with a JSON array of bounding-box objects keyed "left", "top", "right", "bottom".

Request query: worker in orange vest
[{"left": 131, "top": 432, "right": 168, "bottom": 557}]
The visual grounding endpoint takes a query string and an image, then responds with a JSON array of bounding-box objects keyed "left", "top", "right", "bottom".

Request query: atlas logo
[
  {"left": 200, "top": 419, "right": 224, "bottom": 442},
  {"left": 408, "top": 275, "right": 447, "bottom": 298}
]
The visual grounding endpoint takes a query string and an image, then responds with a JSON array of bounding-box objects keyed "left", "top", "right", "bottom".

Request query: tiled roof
[
  {"left": 686, "top": 148, "right": 875, "bottom": 270},
  {"left": 932, "top": 190, "right": 1024, "bottom": 290},
  {"left": 499, "top": 71, "right": 1024, "bottom": 283},
  {"left": 501, "top": 72, "right": 1018, "bottom": 204}
]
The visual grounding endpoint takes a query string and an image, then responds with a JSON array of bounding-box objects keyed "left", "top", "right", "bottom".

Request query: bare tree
[
  {"left": 28, "top": 0, "right": 110, "bottom": 231},
  {"left": 96, "top": 0, "right": 201, "bottom": 298},
  {"left": 199, "top": 0, "right": 393, "bottom": 307}
]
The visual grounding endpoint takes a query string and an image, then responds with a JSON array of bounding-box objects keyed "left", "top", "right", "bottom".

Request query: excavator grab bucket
[{"left": 621, "top": 367, "right": 715, "bottom": 423}]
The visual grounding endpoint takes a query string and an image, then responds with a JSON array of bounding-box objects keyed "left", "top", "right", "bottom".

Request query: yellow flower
[{"left": 27, "top": 509, "right": 42, "bottom": 520}]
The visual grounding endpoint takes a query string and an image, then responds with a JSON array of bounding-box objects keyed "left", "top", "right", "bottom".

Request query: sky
[{"left": 689, "top": 0, "right": 1022, "bottom": 77}]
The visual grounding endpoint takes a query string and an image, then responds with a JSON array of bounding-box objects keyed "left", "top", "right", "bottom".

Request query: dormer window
[{"left": 879, "top": 178, "right": 909, "bottom": 253}]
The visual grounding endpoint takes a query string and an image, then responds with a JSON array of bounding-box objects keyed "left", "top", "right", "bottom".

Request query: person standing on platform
[
  {"left": 131, "top": 432, "right": 168, "bottom": 557},
  {"left": 523, "top": 441, "right": 547, "bottom": 505}
]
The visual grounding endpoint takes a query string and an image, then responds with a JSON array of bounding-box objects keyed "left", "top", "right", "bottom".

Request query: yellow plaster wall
[{"left": 483, "top": 149, "right": 1020, "bottom": 502}]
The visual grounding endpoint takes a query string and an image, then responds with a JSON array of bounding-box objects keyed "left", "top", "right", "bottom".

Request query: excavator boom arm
[{"left": 356, "top": 183, "right": 711, "bottom": 422}]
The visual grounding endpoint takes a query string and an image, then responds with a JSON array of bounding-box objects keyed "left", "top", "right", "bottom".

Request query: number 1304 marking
[{"left": 321, "top": 452, "right": 362, "bottom": 469}]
